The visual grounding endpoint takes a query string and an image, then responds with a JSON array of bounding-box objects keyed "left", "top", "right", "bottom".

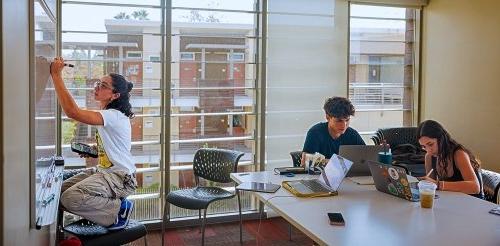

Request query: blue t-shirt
[{"left": 302, "top": 122, "right": 365, "bottom": 158}]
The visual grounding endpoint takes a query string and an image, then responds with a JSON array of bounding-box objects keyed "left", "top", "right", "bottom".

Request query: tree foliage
[
  {"left": 114, "top": 12, "right": 130, "bottom": 20},
  {"left": 131, "top": 9, "right": 149, "bottom": 20}
]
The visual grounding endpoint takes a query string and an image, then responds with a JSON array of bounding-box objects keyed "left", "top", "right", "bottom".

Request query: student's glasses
[{"left": 94, "top": 80, "right": 113, "bottom": 90}]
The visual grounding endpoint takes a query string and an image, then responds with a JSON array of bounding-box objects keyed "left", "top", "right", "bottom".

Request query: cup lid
[{"left": 418, "top": 180, "right": 437, "bottom": 189}]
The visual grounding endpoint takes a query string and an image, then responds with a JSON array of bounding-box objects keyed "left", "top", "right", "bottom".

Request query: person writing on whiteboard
[
  {"left": 51, "top": 57, "right": 137, "bottom": 230},
  {"left": 301, "top": 97, "right": 365, "bottom": 165},
  {"left": 417, "top": 120, "right": 483, "bottom": 198}
]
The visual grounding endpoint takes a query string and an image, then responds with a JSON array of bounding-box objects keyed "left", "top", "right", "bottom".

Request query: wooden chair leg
[{"left": 237, "top": 190, "right": 243, "bottom": 244}]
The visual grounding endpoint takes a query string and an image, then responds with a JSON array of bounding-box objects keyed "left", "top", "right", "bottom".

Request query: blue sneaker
[{"left": 107, "top": 198, "right": 134, "bottom": 231}]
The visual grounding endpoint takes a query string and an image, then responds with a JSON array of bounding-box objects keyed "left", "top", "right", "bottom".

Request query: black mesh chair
[
  {"left": 290, "top": 151, "right": 302, "bottom": 167},
  {"left": 482, "top": 169, "right": 500, "bottom": 204},
  {"left": 371, "top": 127, "right": 426, "bottom": 176},
  {"left": 63, "top": 219, "right": 147, "bottom": 246},
  {"left": 374, "top": 127, "right": 420, "bottom": 147},
  {"left": 161, "top": 148, "right": 245, "bottom": 246}
]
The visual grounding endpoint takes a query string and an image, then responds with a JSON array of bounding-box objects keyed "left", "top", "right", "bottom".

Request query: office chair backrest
[
  {"left": 482, "top": 169, "right": 500, "bottom": 204},
  {"left": 193, "top": 148, "right": 245, "bottom": 184},
  {"left": 377, "top": 127, "right": 419, "bottom": 147}
]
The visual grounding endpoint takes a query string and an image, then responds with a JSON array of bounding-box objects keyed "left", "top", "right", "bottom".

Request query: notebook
[
  {"left": 339, "top": 145, "right": 384, "bottom": 177},
  {"left": 347, "top": 176, "right": 375, "bottom": 185},
  {"left": 282, "top": 154, "right": 353, "bottom": 197},
  {"left": 236, "top": 182, "right": 281, "bottom": 193},
  {"left": 367, "top": 161, "right": 420, "bottom": 202}
]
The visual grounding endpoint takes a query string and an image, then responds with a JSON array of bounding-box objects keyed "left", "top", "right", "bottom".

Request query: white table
[{"left": 231, "top": 171, "right": 500, "bottom": 246}]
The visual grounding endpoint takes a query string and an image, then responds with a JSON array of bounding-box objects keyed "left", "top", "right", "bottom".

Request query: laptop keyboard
[{"left": 298, "top": 179, "right": 332, "bottom": 193}]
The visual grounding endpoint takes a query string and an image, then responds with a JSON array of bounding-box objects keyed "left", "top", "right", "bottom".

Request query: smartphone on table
[
  {"left": 71, "top": 142, "right": 98, "bottom": 158},
  {"left": 489, "top": 207, "right": 500, "bottom": 216},
  {"left": 328, "top": 213, "right": 345, "bottom": 226}
]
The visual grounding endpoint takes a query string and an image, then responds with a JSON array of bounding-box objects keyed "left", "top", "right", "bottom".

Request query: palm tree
[
  {"left": 114, "top": 12, "right": 130, "bottom": 19},
  {"left": 131, "top": 9, "right": 149, "bottom": 20}
]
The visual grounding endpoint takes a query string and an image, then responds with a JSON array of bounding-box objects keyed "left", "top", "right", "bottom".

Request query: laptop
[
  {"left": 339, "top": 145, "right": 384, "bottom": 177},
  {"left": 282, "top": 154, "right": 353, "bottom": 197},
  {"left": 367, "top": 161, "right": 420, "bottom": 202}
]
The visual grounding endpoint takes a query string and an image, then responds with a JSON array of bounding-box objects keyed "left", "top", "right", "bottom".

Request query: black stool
[{"left": 63, "top": 219, "right": 147, "bottom": 246}]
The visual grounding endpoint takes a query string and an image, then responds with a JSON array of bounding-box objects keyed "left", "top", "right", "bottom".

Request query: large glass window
[
  {"left": 170, "top": 0, "right": 258, "bottom": 219},
  {"left": 265, "top": 0, "right": 348, "bottom": 168},
  {"left": 61, "top": 1, "right": 164, "bottom": 221},
  {"left": 348, "top": 4, "right": 419, "bottom": 142},
  {"left": 60, "top": 0, "right": 259, "bottom": 222}
]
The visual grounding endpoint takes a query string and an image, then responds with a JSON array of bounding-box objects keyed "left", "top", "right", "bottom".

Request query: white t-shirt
[{"left": 96, "top": 109, "right": 135, "bottom": 174}]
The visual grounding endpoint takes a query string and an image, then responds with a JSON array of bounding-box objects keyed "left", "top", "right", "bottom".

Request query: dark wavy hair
[
  {"left": 106, "top": 73, "right": 134, "bottom": 118},
  {"left": 417, "top": 120, "right": 480, "bottom": 176},
  {"left": 323, "top": 97, "right": 355, "bottom": 119}
]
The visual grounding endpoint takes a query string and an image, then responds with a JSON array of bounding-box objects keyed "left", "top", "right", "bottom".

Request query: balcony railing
[{"left": 349, "top": 82, "right": 411, "bottom": 110}]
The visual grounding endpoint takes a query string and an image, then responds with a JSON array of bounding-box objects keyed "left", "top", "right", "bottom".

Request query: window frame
[{"left": 347, "top": 2, "right": 421, "bottom": 138}]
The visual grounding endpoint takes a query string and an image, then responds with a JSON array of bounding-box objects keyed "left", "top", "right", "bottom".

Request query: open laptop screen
[{"left": 319, "top": 154, "right": 353, "bottom": 191}]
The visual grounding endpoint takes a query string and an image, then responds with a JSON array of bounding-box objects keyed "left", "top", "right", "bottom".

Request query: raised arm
[{"left": 50, "top": 57, "right": 104, "bottom": 125}]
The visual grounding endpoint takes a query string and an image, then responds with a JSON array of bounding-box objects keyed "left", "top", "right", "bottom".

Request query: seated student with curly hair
[{"left": 301, "top": 96, "right": 365, "bottom": 165}]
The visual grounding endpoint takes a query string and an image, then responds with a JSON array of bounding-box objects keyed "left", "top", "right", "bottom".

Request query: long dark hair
[
  {"left": 106, "top": 73, "right": 134, "bottom": 118},
  {"left": 417, "top": 120, "right": 480, "bottom": 176}
]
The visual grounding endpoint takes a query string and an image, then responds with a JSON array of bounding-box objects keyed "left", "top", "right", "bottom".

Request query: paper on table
[
  {"left": 347, "top": 176, "right": 375, "bottom": 185},
  {"left": 407, "top": 175, "right": 419, "bottom": 183}
]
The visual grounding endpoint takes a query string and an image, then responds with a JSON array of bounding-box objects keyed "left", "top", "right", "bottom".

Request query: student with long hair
[
  {"left": 417, "top": 120, "right": 483, "bottom": 197},
  {"left": 51, "top": 57, "right": 137, "bottom": 230}
]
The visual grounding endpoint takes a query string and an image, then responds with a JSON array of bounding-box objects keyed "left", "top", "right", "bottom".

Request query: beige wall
[
  {"left": 2, "top": 0, "right": 50, "bottom": 245},
  {"left": 421, "top": 0, "right": 500, "bottom": 172}
]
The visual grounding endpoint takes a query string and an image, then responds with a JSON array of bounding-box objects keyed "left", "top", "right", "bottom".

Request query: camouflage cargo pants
[{"left": 60, "top": 167, "right": 137, "bottom": 226}]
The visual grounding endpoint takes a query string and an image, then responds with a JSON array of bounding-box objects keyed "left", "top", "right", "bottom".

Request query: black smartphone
[
  {"left": 71, "top": 142, "right": 98, "bottom": 158},
  {"left": 328, "top": 213, "right": 345, "bottom": 226},
  {"left": 489, "top": 207, "right": 500, "bottom": 216}
]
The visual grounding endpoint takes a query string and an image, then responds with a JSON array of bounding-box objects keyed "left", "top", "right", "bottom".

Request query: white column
[
  {"left": 119, "top": 46, "right": 123, "bottom": 75},
  {"left": 201, "top": 109, "right": 205, "bottom": 136},
  {"left": 201, "top": 48, "right": 206, "bottom": 80}
]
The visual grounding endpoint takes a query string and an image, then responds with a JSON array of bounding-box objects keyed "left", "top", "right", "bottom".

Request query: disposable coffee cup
[
  {"left": 378, "top": 152, "right": 393, "bottom": 165},
  {"left": 418, "top": 181, "right": 437, "bottom": 208}
]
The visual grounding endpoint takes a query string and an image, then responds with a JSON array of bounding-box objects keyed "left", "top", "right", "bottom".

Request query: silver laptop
[
  {"left": 284, "top": 154, "right": 353, "bottom": 196},
  {"left": 339, "top": 145, "right": 384, "bottom": 177}
]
